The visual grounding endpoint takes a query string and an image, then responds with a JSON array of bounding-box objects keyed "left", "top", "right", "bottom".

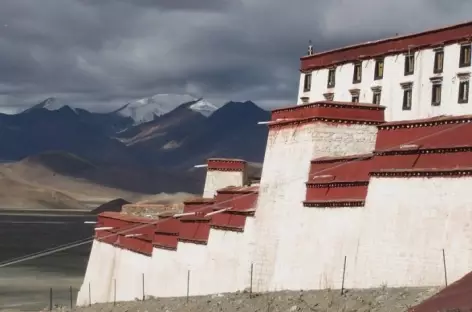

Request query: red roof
[
  {"left": 271, "top": 101, "right": 385, "bottom": 123},
  {"left": 207, "top": 158, "right": 247, "bottom": 171},
  {"left": 301, "top": 21, "right": 472, "bottom": 71},
  {"left": 375, "top": 116, "right": 472, "bottom": 150},
  {"left": 410, "top": 271, "right": 472, "bottom": 312}
]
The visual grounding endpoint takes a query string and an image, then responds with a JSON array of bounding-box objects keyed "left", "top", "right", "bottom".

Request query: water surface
[{"left": 0, "top": 213, "right": 95, "bottom": 311}]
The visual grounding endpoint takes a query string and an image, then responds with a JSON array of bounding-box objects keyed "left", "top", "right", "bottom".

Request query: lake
[{"left": 0, "top": 213, "right": 96, "bottom": 311}]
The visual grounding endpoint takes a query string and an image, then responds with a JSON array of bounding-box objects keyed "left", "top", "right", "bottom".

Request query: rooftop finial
[{"left": 308, "top": 40, "right": 314, "bottom": 56}]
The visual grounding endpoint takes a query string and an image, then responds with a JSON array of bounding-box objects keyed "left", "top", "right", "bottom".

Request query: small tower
[{"left": 307, "top": 40, "right": 314, "bottom": 56}]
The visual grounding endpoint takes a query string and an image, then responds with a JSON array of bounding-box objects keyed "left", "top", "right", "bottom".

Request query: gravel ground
[{"left": 15, "top": 287, "right": 439, "bottom": 312}]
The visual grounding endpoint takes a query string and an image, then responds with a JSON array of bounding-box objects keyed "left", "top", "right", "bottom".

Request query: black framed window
[
  {"left": 353, "top": 62, "right": 362, "bottom": 83},
  {"left": 374, "top": 59, "right": 384, "bottom": 80},
  {"left": 459, "top": 80, "right": 470, "bottom": 104},
  {"left": 404, "top": 54, "right": 415, "bottom": 75},
  {"left": 431, "top": 84, "right": 442, "bottom": 106},
  {"left": 459, "top": 44, "right": 471, "bottom": 68},
  {"left": 433, "top": 50, "right": 444, "bottom": 74},
  {"left": 303, "top": 73, "right": 312, "bottom": 92}
]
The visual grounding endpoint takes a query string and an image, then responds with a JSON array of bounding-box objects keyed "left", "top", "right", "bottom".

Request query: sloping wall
[{"left": 252, "top": 121, "right": 378, "bottom": 292}]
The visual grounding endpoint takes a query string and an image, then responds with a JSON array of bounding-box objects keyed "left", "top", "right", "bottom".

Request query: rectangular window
[
  {"left": 403, "top": 88, "right": 412, "bottom": 110},
  {"left": 460, "top": 44, "right": 471, "bottom": 68},
  {"left": 303, "top": 73, "right": 312, "bottom": 92},
  {"left": 404, "top": 53, "right": 415, "bottom": 75},
  {"left": 434, "top": 50, "right": 444, "bottom": 74},
  {"left": 353, "top": 62, "right": 362, "bottom": 83},
  {"left": 374, "top": 59, "right": 384, "bottom": 80},
  {"left": 327, "top": 68, "right": 336, "bottom": 88},
  {"left": 351, "top": 95, "right": 359, "bottom": 102},
  {"left": 459, "top": 80, "right": 469, "bottom": 103},
  {"left": 431, "top": 84, "right": 442, "bottom": 106},
  {"left": 372, "top": 91, "right": 382, "bottom": 105}
]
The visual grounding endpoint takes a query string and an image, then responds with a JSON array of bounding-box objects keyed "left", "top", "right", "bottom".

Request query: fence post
[
  {"left": 142, "top": 273, "right": 145, "bottom": 301},
  {"left": 442, "top": 249, "right": 448, "bottom": 286},
  {"left": 186, "top": 270, "right": 190, "bottom": 303},
  {"left": 49, "top": 287, "right": 53, "bottom": 311},
  {"left": 341, "top": 256, "right": 347, "bottom": 295},
  {"left": 114, "top": 278, "right": 116, "bottom": 306},
  {"left": 69, "top": 286, "right": 73, "bottom": 309},
  {"left": 250, "top": 263, "right": 254, "bottom": 298},
  {"left": 88, "top": 282, "right": 91, "bottom": 307}
]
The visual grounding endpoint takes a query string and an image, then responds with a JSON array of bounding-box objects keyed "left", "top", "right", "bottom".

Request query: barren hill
[{"left": 0, "top": 151, "right": 200, "bottom": 210}]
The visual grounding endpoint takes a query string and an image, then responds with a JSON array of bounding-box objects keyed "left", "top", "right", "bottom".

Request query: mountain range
[{"left": 0, "top": 95, "right": 270, "bottom": 209}]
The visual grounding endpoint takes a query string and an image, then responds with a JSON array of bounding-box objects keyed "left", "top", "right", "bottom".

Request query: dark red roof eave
[{"left": 301, "top": 21, "right": 472, "bottom": 70}]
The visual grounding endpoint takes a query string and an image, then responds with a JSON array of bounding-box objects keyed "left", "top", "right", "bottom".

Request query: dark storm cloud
[
  {"left": 78, "top": 0, "right": 234, "bottom": 11},
  {"left": 0, "top": 0, "right": 471, "bottom": 112}
]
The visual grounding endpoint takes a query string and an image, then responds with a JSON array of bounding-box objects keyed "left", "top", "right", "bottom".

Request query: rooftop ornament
[{"left": 307, "top": 40, "right": 314, "bottom": 56}]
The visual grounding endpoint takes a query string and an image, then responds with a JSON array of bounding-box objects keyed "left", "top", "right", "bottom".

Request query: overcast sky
[{"left": 0, "top": 0, "right": 471, "bottom": 113}]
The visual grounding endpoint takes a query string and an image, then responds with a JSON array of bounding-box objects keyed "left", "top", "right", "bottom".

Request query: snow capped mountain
[
  {"left": 21, "top": 94, "right": 223, "bottom": 126},
  {"left": 21, "top": 97, "right": 78, "bottom": 114},
  {"left": 114, "top": 94, "right": 222, "bottom": 125}
]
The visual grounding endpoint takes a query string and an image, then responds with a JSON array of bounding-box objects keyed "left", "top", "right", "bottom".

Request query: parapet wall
[{"left": 202, "top": 158, "right": 248, "bottom": 198}]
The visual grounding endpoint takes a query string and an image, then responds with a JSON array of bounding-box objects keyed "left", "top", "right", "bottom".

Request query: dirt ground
[{"left": 25, "top": 287, "right": 439, "bottom": 312}]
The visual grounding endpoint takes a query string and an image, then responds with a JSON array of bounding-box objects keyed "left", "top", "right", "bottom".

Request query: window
[
  {"left": 459, "top": 80, "right": 469, "bottom": 104},
  {"left": 434, "top": 50, "right": 444, "bottom": 74},
  {"left": 303, "top": 73, "right": 312, "bottom": 92},
  {"left": 349, "top": 89, "right": 360, "bottom": 103},
  {"left": 323, "top": 92, "right": 334, "bottom": 101},
  {"left": 372, "top": 90, "right": 382, "bottom": 105},
  {"left": 459, "top": 44, "right": 471, "bottom": 68},
  {"left": 404, "top": 53, "right": 415, "bottom": 75},
  {"left": 374, "top": 59, "right": 384, "bottom": 80},
  {"left": 403, "top": 89, "right": 412, "bottom": 110},
  {"left": 353, "top": 62, "right": 362, "bottom": 83},
  {"left": 401, "top": 83, "right": 413, "bottom": 110},
  {"left": 431, "top": 84, "right": 442, "bottom": 106},
  {"left": 327, "top": 68, "right": 336, "bottom": 88}
]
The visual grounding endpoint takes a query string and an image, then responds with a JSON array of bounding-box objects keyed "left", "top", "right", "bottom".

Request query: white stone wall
[
  {"left": 350, "top": 177, "right": 472, "bottom": 288},
  {"left": 203, "top": 171, "right": 245, "bottom": 198},
  {"left": 76, "top": 240, "right": 151, "bottom": 305},
  {"left": 252, "top": 122, "right": 378, "bottom": 292},
  {"left": 77, "top": 219, "right": 256, "bottom": 305},
  {"left": 298, "top": 43, "right": 472, "bottom": 121},
  {"left": 147, "top": 219, "right": 255, "bottom": 297}
]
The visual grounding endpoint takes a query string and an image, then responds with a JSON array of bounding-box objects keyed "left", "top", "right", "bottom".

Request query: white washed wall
[
  {"left": 147, "top": 219, "right": 256, "bottom": 297},
  {"left": 76, "top": 241, "right": 150, "bottom": 305},
  {"left": 203, "top": 171, "right": 245, "bottom": 198},
  {"left": 252, "top": 122, "right": 377, "bottom": 292},
  {"left": 77, "top": 219, "right": 256, "bottom": 306},
  {"left": 350, "top": 177, "right": 472, "bottom": 288},
  {"left": 298, "top": 43, "right": 472, "bottom": 121}
]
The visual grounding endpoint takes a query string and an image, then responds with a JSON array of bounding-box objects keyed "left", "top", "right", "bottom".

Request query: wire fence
[{"left": 7, "top": 249, "right": 452, "bottom": 312}]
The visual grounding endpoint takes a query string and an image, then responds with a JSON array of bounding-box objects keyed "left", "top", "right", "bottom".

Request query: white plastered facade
[
  {"left": 203, "top": 170, "right": 245, "bottom": 198},
  {"left": 350, "top": 176, "right": 472, "bottom": 288},
  {"left": 77, "top": 221, "right": 256, "bottom": 305},
  {"left": 252, "top": 122, "right": 378, "bottom": 292},
  {"left": 298, "top": 43, "right": 472, "bottom": 121}
]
